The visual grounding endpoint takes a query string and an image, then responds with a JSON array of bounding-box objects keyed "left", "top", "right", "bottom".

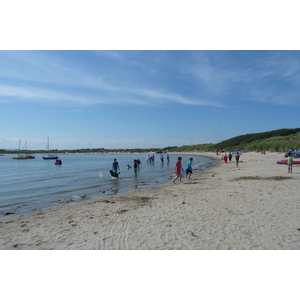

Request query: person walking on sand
[
  {"left": 287, "top": 152, "right": 293, "bottom": 174},
  {"left": 224, "top": 153, "right": 228, "bottom": 163},
  {"left": 173, "top": 157, "right": 184, "bottom": 184},
  {"left": 112, "top": 158, "right": 120, "bottom": 174},
  {"left": 228, "top": 152, "right": 232, "bottom": 162},
  {"left": 185, "top": 157, "right": 194, "bottom": 179},
  {"left": 235, "top": 152, "right": 240, "bottom": 168}
]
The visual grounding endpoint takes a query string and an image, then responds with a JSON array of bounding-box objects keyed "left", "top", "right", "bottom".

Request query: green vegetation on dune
[
  {"left": 213, "top": 128, "right": 300, "bottom": 151},
  {"left": 164, "top": 128, "right": 300, "bottom": 152},
  {"left": 244, "top": 132, "right": 300, "bottom": 152}
]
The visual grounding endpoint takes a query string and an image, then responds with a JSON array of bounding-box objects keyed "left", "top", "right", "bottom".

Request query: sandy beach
[{"left": 1, "top": 151, "right": 300, "bottom": 250}]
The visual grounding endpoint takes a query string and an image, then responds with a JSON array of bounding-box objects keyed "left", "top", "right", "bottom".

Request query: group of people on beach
[
  {"left": 112, "top": 158, "right": 141, "bottom": 177},
  {"left": 146, "top": 154, "right": 170, "bottom": 164},
  {"left": 221, "top": 152, "right": 240, "bottom": 168},
  {"left": 112, "top": 149, "right": 294, "bottom": 184},
  {"left": 112, "top": 155, "right": 193, "bottom": 183}
]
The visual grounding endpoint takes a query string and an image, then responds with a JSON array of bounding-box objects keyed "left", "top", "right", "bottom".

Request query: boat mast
[
  {"left": 47, "top": 136, "right": 49, "bottom": 152},
  {"left": 23, "top": 139, "right": 27, "bottom": 151},
  {"left": 18, "top": 139, "right": 21, "bottom": 156}
]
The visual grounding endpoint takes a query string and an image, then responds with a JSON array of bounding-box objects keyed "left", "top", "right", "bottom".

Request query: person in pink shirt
[{"left": 173, "top": 157, "right": 184, "bottom": 184}]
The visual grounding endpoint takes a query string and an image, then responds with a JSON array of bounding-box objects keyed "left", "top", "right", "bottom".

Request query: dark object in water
[
  {"left": 55, "top": 159, "right": 62, "bottom": 165},
  {"left": 109, "top": 170, "right": 120, "bottom": 178},
  {"left": 5, "top": 211, "right": 15, "bottom": 215}
]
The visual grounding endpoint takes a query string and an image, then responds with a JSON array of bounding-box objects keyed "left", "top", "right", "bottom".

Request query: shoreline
[
  {"left": 0, "top": 153, "right": 216, "bottom": 217},
  {"left": 1, "top": 151, "right": 299, "bottom": 250}
]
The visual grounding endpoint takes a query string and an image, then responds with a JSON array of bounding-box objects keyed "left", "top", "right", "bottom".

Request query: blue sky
[{"left": 1, "top": 50, "right": 300, "bottom": 150}]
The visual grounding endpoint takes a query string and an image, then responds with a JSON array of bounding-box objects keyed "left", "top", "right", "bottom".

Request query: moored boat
[
  {"left": 42, "top": 137, "right": 58, "bottom": 160},
  {"left": 24, "top": 140, "right": 35, "bottom": 158},
  {"left": 13, "top": 155, "right": 29, "bottom": 160},
  {"left": 43, "top": 154, "right": 59, "bottom": 159},
  {"left": 12, "top": 139, "right": 29, "bottom": 160}
]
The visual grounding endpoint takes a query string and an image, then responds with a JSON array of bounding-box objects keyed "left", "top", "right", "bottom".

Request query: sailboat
[
  {"left": 24, "top": 140, "right": 35, "bottom": 159},
  {"left": 42, "top": 136, "right": 58, "bottom": 159},
  {"left": 12, "top": 139, "right": 29, "bottom": 159}
]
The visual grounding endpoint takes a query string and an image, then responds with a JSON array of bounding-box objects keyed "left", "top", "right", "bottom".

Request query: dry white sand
[{"left": 1, "top": 151, "right": 300, "bottom": 250}]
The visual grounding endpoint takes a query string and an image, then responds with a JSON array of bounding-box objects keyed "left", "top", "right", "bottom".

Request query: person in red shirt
[
  {"left": 224, "top": 153, "right": 228, "bottom": 163},
  {"left": 173, "top": 157, "right": 184, "bottom": 184}
]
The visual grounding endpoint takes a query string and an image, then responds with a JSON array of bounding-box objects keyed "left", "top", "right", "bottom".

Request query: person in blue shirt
[
  {"left": 112, "top": 158, "right": 120, "bottom": 174},
  {"left": 185, "top": 157, "right": 194, "bottom": 179}
]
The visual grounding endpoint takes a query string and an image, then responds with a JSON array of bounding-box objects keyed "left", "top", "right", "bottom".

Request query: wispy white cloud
[
  {"left": 1, "top": 51, "right": 227, "bottom": 108},
  {"left": 178, "top": 51, "right": 300, "bottom": 106},
  {"left": 1, "top": 50, "right": 299, "bottom": 109},
  {"left": 0, "top": 83, "right": 106, "bottom": 106},
  {"left": 130, "top": 87, "right": 225, "bottom": 107}
]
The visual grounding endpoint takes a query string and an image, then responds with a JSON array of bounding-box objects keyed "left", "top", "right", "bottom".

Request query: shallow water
[{"left": 0, "top": 153, "right": 216, "bottom": 216}]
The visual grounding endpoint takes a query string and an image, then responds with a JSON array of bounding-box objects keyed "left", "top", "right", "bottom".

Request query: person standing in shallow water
[
  {"left": 112, "top": 158, "right": 120, "bottom": 174},
  {"left": 173, "top": 157, "right": 184, "bottom": 184},
  {"left": 133, "top": 160, "right": 138, "bottom": 176}
]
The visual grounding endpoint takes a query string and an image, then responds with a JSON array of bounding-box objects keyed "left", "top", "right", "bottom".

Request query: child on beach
[
  {"left": 185, "top": 157, "right": 194, "bottom": 179},
  {"left": 173, "top": 157, "right": 184, "bottom": 184},
  {"left": 287, "top": 153, "right": 293, "bottom": 173},
  {"left": 224, "top": 153, "right": 228, "bottom": 163},
  {"left": 235, "top": 152, "right": 240, "bottom": 168}
]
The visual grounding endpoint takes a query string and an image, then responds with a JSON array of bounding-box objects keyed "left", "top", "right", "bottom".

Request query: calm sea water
[{"left": 0, "top": 153, "right": 216, "bottom": 216}]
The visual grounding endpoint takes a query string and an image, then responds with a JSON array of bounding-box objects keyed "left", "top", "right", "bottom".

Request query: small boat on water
[
  {"left": 55, "top": 159, "right": 62, "bottom": 165},
  {"left": 276, "top": 160, "right": 300, "bottom": 164},
  {"left": 43, "top": 154, "right": 59, "bottom": 159},
  {"left": 42, "top": 137, "right": 58, "bottom": 160},
  {"left": 13, "top": 155, "right": 29, "bottom": 160}
]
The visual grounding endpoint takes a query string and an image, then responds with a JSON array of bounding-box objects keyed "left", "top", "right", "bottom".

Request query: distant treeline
[{"left": 2, "top": 128, "right": 300, "bottom": 154}]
